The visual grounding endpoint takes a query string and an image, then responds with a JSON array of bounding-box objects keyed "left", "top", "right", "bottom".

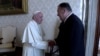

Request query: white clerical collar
[
  {"left": 64, "top": 12, "right": 73, "bottom": 22},
  {"left": 32, "top": 19, "right": 38, "bottom": 24}
]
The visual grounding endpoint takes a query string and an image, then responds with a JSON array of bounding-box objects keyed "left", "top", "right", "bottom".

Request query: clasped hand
[{"left": 48, "top": 40, "right": 56, "bottom": 47}]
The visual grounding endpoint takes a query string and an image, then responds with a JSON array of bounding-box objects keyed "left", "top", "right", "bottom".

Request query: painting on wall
[{"left": 0, "top": 0, "right": 28, "bottom": 15}]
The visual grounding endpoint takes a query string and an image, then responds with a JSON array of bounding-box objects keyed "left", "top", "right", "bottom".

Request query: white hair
[{"left": 33, "top": 11, "right": 41, "bottom": 16}]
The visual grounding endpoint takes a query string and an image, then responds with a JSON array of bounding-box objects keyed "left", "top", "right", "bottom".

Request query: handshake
[{"left": 48, "top": 40, "right": 56, "bottom": 47}]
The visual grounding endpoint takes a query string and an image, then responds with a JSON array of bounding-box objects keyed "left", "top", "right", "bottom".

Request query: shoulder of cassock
[{"left": 22, "top": 20, "right": 42, "bottom": 43}]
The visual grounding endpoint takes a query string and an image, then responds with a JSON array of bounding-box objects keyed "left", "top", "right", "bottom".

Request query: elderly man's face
[
  {"left": 33, "top": 12, "right": 43, "bottom": 24},
  {"left": 37, "top": 12, "right": 43, "bottom": 24}
]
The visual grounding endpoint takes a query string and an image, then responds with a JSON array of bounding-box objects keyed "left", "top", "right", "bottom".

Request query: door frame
[{"left": 93, "top": 0, "right": 100, "bottom": 56}]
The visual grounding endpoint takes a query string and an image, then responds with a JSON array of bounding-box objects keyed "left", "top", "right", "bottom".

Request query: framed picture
[{"left": 0, "top": 0, "right": 28, "bottom": 15}]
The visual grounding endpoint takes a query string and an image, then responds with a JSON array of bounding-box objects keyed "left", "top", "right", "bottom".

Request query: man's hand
[{"left": 48, "top": 40, "right": 56, "bottom": 47}]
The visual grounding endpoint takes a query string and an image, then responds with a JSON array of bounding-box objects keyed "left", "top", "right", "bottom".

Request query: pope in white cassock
[{"left": 22, "top": 11, "right": 48, "bottom": 56}]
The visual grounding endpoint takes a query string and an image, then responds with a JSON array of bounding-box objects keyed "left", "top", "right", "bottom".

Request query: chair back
[{"left": 1, "top": 26, "right": 16, "bottom": 44}]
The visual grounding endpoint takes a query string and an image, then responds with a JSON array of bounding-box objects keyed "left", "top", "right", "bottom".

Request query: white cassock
[{"left": 22, "top": 20, "right": 48, "bottom": 56}]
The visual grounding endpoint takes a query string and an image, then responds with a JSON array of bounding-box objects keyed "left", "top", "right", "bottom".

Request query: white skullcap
[{"left": 33, "top": 11, "right": 41, "bottom": 16}]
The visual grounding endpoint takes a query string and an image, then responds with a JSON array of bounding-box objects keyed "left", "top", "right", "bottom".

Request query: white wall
[{"left": 0, "top": 0, "right": 82, "bottom": 47}]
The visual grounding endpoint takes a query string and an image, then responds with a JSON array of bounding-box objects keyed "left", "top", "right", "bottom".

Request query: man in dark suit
[{"left": 49, "top": 2, "right": 85, "bottom": 56}]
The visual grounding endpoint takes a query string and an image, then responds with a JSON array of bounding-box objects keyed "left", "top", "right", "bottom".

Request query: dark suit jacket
[{"left": 55, "top": 14, "right": 85, "bottom": 56}]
